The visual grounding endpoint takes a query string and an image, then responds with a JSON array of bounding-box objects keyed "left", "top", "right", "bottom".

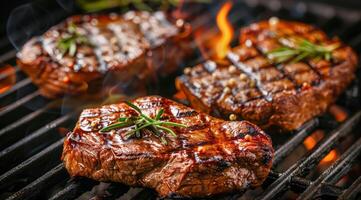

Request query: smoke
[
  {"left": 5, "top": 0, "right": 77, "bottom": 114},
  {"left": 56, "top": 0, "right": 75, "bottom": 12},
  {"left": 6, "top": 0, "right": 74, "bottom": 50}
]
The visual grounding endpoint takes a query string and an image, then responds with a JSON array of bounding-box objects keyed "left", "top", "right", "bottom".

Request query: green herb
[
  {"left": 57, "top": 23, "right": 90, "bottom": 57},
  {"left": 267, "top": 38, "right": 340, "bottom": 64},
  {"left": 100, "top": 101, "right": 187, "bottom": 145},
  {"left": 76, "top": 0, "right": 210, "bottom": 12}
]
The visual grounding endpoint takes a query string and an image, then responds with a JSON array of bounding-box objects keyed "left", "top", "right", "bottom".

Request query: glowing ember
[
  {"left": 303, "top": 130, "right": 324, "bottom": 150},
  {"left": 321, "top": 149, "right": 338, "bottom": 163},
  {"left": 329, "top": 105, "right": 348, "bottom": 122},
  {"left": 0, "top": 65, "right": 16, "bottom": 94},
  {"left": 215, "top": 1, "right": 234, "bottom": 59},
  {"left": 303, "top": 130, "right": 339, "bottom": 164}
]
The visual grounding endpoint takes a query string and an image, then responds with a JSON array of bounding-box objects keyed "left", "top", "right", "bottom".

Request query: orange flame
[
  {"left": 303, "top": 130, "right": 338, "bottom": 164},
  {"left": 0, "top": 65, "right": 16, "bottom": 94},
  {"left": 303, "top": 130, "right": 324, "bottom": 150},
  {"left": 329, "top": 105, "right": 348, "bottom": 122},
  {"left": 215, "top": 1, "right": 234, "bottom": 59},
  {"left": 322, "top": 149, "right": 338, "bottom": 163}
]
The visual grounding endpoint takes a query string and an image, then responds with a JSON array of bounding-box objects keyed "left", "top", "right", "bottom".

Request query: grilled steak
[
  {"left": 62, "top": 96, "right": 273, "bottom": 198},
  {"left": 176, "top": 19, "right": 358, "bottom": 132},
  {"left": 17, "top": 11, "right": 191, "bottom": 98}
]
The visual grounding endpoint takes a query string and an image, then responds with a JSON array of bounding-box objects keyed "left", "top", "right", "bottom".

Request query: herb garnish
[
  {"left": 100, "top": 101, "right": 187, "bottom": 145},
  {"left": 57, "top": 22, "right": 90, "bottom": 57},
  {"left": 76, "top": 0, "right": 210, "bottom": 12},
  {"left": 267, "top": 38, "right": 340, "bottom": 64}
]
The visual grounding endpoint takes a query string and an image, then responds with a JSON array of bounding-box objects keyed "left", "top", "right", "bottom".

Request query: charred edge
[
  {"left": 176, "top": 110, "right": 198, "bottom": 118},
  {"left": 216, "top": 160, "right": 232, "bottom": 172},
  {"left": 260, "top": 146, "right": 273, "bottom": 165}
]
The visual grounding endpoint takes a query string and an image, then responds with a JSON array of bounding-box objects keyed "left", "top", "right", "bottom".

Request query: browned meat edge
[
  {"left": 176, "top": 19, "right": 358, "bottom": 132},
  {"left": 62, "top": 96, "right": 273, "bottom": 197}
]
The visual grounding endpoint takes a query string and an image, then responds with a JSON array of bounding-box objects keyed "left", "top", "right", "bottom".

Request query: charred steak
[
  {"left": 176, "top": 19, "right": 358, "bottom": 132},
  {"left": 62, "top": 96, "right": 273, "bottom": 198},
  {"left": 17, "top": 11, "right": 190, "bottom": 98}
]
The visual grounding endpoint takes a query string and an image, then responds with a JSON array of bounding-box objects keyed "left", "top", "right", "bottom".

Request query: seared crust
[
  {"left": 17, "top": 11, "right": 191, "bottom": 98},
  {"left": 62, "top": 96, "right": 273, "bottom": 197},
  {"left": 176, "top": 19, "right": 358, "bottom": 132}
]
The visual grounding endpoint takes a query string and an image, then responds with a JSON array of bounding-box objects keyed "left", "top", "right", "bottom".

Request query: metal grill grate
[{"left": 0, "top": 1, "right": 361, "bottom": 200}]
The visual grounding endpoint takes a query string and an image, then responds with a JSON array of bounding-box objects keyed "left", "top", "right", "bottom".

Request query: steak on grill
[
  {"left": 17, "top": 11, "right": 191, "bottom": 98},
  {"left": 62, "top": 96, "right": 273, "bottom": 198},
  {"left": 176, "top": 19, "right": 358, "bottom": 132}
]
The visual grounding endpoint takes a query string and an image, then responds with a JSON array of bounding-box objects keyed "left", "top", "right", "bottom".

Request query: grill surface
[{"left": 0, "top": 0, "right": 361, "bottom": 200}]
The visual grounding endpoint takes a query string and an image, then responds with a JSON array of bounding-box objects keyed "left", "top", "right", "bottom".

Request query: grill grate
[{"left": 0, "top": 0, "right": 361, "bottom": 200}]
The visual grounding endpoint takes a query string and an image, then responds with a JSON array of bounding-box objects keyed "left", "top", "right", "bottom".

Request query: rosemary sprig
[
  {"left": 267, "top": 38, "right": 340, "bottom": 64},
  {"left": 57, "top": 23, "right": 90, "bottom": 57},
  {"left": 76, "top": 0, "right": 210, "bottom": 12},
  {"left": 100, "top": 101, "right": 187, "bottom": 145}
]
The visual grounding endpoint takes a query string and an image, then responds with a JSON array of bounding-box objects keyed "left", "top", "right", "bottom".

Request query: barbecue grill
[{"left": 0, "top": 0, "right": 360, "bottom": 199}]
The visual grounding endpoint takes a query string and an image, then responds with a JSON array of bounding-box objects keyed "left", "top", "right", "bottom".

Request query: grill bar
[
  {"left": 6, "top": 163, "right": 66, "bottom": 200},
  {"left": 0, "top": 104, "right": 51, "bottom": 136},
  {"left": 273, "top": 119, "right": 318, "bottom": 166},
  {"left": 0, "top": 50, "right": 16, "bottom": 64},
  {"left": 0, "top": 113, "right": 73, "bottom": 172},
  {"left": 0, "top": 1, "right": 360, "bottom": 199},
  {"left": 48, "top": 179, "right": 96, "bottom": 200},
  {"left": 0, "top": 78, "right": 31, "bottom": 99},
  {"left": 0, "top": 90, "right": 40, "bottom": 117},
  {"left": 0, "top": 66, "right": 19, "bottom": 82},
  {"left": 298, "top": 137, "right": 361, "bottom": 199},
  {"left": 266, "top": 171, "right": 344, "bottom": 195},
  {"left": 338, "top": 176, "right": 361, "bottom": 200},
  {"left": 0, "top": 103, "right": 55, "bottom": 149},
  {"left": 258, "top": 111, "right": 361, "bottom": 200},
  {"left": 0, "top": 139, "right": 63, "bottom": 188}
]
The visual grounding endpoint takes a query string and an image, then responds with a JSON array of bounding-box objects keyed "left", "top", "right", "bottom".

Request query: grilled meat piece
[
  {"left": 176, "top": 19, "right": 358, "bottom": 132},
  {"left": 62, "top": 96, "right": 273, "bottom": 198},
  {"left": 17, "top": 11, "right": 191, "bottom": 98}
]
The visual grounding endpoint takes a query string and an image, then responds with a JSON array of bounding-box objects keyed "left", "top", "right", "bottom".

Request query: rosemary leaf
[
  {"left": 57, "top": 23, "right": 90, "bottom": 57},
  {"left": 157, "top": 121, "right": 187, "bottom": 128},
  {"left": 155, "top": 109, "right": 164, "bottom": 120},
  {"left": 100, "top": 121, "right": 133, "bottom": 132},
  {"left": 76, "top": 0, "right": 210, "bottom": 12},
  {"left": 125, "top": 101, "right": 142, "bottom": 113},
  {"left": 267, "top": 38, "right": 340, "bottom": 64},
  {"left": 160, "top": 137, "right": 168, "bottom": 145},
  {"left": 69, "top": 42, "right": 77, "bottom": 57},
  {"left": 101, "top": 101, "right": 187, "bottom": 145},
  {"left": 135, "top": 123, "right": 141, "bottom": 138},
  {"left": 118, "top": 117, "right": 128, "bottom": 122}
]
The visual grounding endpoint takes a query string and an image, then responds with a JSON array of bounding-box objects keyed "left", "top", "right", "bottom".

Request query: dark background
[{"left": 0, "top": 0, "right": 360, "bottom": 52}]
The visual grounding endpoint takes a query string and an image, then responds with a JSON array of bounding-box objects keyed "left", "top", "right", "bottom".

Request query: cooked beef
[
  {"left": 17, "top": 11, "right": 191, "bottom": 98},
  {"left": 176, "top": 19, "right": 358, "bottom": 132},
  {"left": 62, "top": 96, "right": 273, "bottom": 198}
]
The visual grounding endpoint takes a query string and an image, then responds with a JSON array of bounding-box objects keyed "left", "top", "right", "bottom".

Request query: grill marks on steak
[
  {"left": 17, "top": 11, "right": 189, "bottom": 98},
  {"left": 176, "top": 19, "right": 358, "bottom": 131},
  {"left": 62, "top": 96, "right": 273, "bottom": 197}
]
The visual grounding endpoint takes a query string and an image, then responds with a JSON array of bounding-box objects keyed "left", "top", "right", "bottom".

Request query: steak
[
  {"left": 62, "top": 96, "right": 273, "bottom": 198},
  {"left": 176, "top": 19, "right": 358, "bottom": 132},
  {"left": 17, "top": 11, "right": 191, "bottom": 98}
]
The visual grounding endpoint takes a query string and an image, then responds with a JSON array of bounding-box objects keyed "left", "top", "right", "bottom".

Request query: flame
[
  {"left": 0, "top": 65, "right": 16, "bottom": 94},
  {"left": 303, "top": 130, "right": 324, "bottom": 150},
  {"left": 322, "top": 149, "right": 338, "bottom": 163},
  {"left": 215, "top": 1, "right": 234, "bottom": 59},
  {"left": 303, "top": 130, "right": 338, "bottom": 164},
  {"left": 193, "top": 2, "right": 234, "bottom": 61},
  {"left": 329, "top": 105, "right": 348, "bottom": 122}
]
